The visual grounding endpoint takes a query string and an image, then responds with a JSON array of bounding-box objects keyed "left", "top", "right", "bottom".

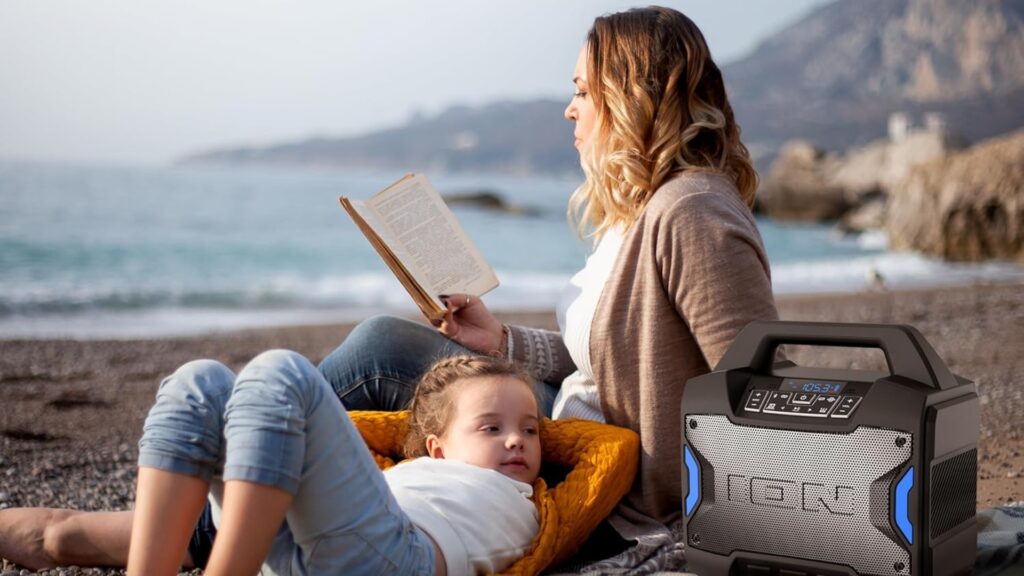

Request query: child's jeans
[{"left": 137, "top": 349, "right": 436, "bottom": 576}]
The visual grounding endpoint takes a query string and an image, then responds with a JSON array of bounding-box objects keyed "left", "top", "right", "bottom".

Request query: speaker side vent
[{"left": 930, "top": 449, "right": 977, "bottom": 539}]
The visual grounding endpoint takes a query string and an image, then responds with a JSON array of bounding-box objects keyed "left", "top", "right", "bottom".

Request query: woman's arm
[
  {"left": 507, "top": 324, "right": 577, "bottom": 384},
  {"left": 660, "top": 189, "right": 779, "bottom": 368},
  {"left": 436, "top": 293, "right": 578, "bottom": 383}
]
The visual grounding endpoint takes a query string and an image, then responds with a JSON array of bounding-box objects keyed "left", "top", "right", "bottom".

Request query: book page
[
  {"left": 366, "top": 174, "right": 498, "bottom": 303},
  {"left": 348, "top": 200, "right": 415, "bottom": 273},
  {"left": 345, "top": 198, "right": 444, "bottom": 319}
]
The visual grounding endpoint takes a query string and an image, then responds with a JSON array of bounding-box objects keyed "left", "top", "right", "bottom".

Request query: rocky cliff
[
  {"left": 180, "top": 100, "right": 577, "bottom": 176},
  {"left": 758, "top": 126, "right": 965, "bottom": 223},
  {"left": 887, "top": 129, "right": 1024, "bottom": 262},
  {"left": 726, "top": 0, "right": 1024, "bottom": 160}
]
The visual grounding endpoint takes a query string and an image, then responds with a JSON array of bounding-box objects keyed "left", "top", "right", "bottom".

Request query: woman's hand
[{"left": 435, "top": 293, "right": 504, "bottom": 355}]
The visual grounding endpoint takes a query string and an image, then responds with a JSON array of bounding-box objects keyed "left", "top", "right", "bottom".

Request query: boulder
[
  {"left": 442, "top": 190, "right": 541, "bottom": 217},
  {"left": 886, "top": 129, "right": 1024, "bottom": 262},
  {"left": 762, "top": 129, "right": 966, "bottom": 224},
  {"left": 757, "top": 140, "right": 849, "bottom": 220},
  {"left": 830, "top": 141, "right": 889, "bottom": 204},
  {"left": 837, "top": 195, "right": 888, "bottom": 234}
]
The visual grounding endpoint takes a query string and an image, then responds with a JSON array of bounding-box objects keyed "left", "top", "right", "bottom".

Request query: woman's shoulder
[
  {"left": 647, "top": 170, "right": 743, "bottom": 211},
  {"left": 643, "top": 170, "right": 754, "bottom": 226}
]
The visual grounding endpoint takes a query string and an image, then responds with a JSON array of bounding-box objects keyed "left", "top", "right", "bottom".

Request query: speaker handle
[{"left": 716, "top": 321, "right": 958, "bottom": 390}]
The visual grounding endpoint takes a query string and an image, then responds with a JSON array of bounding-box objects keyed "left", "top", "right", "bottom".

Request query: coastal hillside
[
  {"left": 179, "top": 0, "right": 1024, "bottom": 173},
  {"left": 728, "top": 0, "right": 1024, "bottom": 156},
  {"left": 179, "top": 100, "right": 577, "bottom": 176}
]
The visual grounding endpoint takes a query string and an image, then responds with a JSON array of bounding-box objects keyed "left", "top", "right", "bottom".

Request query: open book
[{"left": 340, "top": 173, "right": 499, "bottom": 322}]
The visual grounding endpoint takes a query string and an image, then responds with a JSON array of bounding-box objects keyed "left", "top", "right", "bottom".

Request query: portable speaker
[{"left": 682, "top": 321, "right": 978, "bottom": 576}]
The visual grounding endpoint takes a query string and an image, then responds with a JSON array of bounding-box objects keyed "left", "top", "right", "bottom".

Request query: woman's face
[{"left": 564, "top": 44, "right": 596, "bottom": 152}]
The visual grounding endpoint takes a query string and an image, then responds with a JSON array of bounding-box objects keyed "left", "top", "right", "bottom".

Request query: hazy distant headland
[{"left": 178, "top": 0, "right": 1024, "bottom": 177}]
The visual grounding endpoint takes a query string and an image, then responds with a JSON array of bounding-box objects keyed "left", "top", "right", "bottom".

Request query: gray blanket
[{"left": 556, "top": 503, "right": 1024, "bottom": 575}]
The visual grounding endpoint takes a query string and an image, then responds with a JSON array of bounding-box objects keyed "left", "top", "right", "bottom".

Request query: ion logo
[{"left": 727, "top": 474, "right": 855, "bottom": 515}]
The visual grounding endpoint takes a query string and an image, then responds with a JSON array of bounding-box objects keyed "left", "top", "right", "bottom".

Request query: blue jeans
[
  {"left": 139, "top": 350, "right": 436, "bottom": 576},
  {"left": 184, "top": 315, "right": 559, "bottom": 568},
  {"left": 318, "top": 315, "right": 558, "bottom": 415}
]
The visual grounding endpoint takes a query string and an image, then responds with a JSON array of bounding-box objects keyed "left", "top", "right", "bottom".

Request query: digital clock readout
[{"left": 780, "top": 379, "right": 846, "bottom": 395}]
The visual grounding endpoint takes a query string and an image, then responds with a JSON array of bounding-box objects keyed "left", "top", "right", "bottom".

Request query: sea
[{"left": 2, "top": 160, "right": 1022, "bottom": 339}]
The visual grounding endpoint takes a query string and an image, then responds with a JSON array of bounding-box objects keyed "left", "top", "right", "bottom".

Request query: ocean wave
[
  {"left": 3, "top": 256, "right": 1023, "bottom": 316},
  {"left": 2, "top": 258, "right": 1022, "bottom": 338},
  {"left": 0, "top": 271, "right": 575, "bottom": 317},
  {"left": 771, "top": 252, "right": 1024, "bottom": 294}
]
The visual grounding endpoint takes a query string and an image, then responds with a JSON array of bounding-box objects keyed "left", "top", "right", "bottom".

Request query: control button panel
[
  {"left": 791, "top": 392, "right": 816, "bottom": 405},
  {"left": 744, "top": 389, "right": 768, "bottom": 412},
  {"left": 744, "top": 387, "right": 862, "bottom": 419},
  {"left": 830, "top": 395, "right": 862, "bottom": 419}
]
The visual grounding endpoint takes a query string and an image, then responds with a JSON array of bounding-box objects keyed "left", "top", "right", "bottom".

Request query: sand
[{"left": 1, "top": 281, "right": 1022, "bottom": 573}]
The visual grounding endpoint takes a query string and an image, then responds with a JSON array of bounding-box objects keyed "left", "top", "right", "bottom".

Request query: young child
[{"left": 126, "top": 351, "right": 541, "bottom": 576}]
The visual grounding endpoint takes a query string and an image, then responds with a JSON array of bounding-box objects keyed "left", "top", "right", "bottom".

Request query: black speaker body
[{"left": 682, "top": 322, "right": 978, "bottom": 576}]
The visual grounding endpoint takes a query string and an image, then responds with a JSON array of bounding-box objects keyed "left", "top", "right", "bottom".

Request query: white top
[
  {"left": 552, "top": 228, "right": 625, "bottom": 422},
  {"left": 385, "top": 458, "right": 539, "bottom": 576}
]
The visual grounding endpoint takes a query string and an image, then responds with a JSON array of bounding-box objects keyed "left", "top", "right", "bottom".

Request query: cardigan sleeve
[
  {"left": 506, "top": 324, "right": 577, "bottom": 385},
  {"left": 657, "top": 189, "right": 779, "bottom": 369}
]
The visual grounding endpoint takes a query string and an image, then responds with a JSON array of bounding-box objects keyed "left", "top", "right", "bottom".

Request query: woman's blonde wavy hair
[{"left": 570, "top": 6, "right": 758, "bottom": 241}]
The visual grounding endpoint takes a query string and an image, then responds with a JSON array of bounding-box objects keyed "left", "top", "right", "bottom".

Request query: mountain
[
  {"left": 179, "top": 0, "right": 1024, "bottom": 174},
  {"left": 726, "top": 0, "right": 1024, "bottom": 160},
  {"left": 179, "top": 100, "right": 577, "bottom": 176}
]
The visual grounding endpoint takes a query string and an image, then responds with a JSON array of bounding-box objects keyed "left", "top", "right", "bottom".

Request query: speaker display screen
[{"left": 781, "top": 378, "right": 846, "bottom": 395}]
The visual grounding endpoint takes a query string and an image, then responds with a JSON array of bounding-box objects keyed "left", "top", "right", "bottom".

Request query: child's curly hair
[{"left": 403, "top": 355, "right": 537, "bottom": 458}]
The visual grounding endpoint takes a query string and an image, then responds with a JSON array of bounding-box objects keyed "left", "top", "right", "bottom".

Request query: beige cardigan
[{"left": 509, "top": 170, "right": 778, "bottom": 535}]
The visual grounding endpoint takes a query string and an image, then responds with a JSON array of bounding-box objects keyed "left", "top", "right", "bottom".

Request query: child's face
[{"left": 426, "top": 375, "right": 542, "bottom": 484}]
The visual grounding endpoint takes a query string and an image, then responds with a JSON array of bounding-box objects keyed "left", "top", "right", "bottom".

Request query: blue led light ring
[
  {"left": 895, "top": 466, "right": 914, "bottom": 545},
  {"left": 684, "top": 445, "right": 700, "bottom": 515}
]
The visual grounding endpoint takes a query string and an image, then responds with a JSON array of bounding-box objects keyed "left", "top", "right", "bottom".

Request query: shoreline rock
[
  {"left": 442, "top": 190, "right": 542, "bottom": 217},
  {"left": 755, "top": 140, "right": 850, "bottom": 220},
  {"left": 887, "top": 129, "right": 1024, "bottom": 262},
  {"left": 758, "top": 127, "right": 964, "bottom": 227}
]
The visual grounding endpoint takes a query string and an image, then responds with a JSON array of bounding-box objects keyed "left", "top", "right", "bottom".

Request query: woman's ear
[{"left": 425, "top": 434, "right": 445, "bottom": 459}]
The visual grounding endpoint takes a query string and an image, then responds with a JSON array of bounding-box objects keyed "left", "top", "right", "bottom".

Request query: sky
[{"left": 0, "top": 1, "right": 832, "bottom": 166}]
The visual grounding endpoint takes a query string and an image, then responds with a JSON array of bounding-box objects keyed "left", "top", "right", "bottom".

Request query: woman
[
  {"left": 0, "top": 5, "right": 776, "bottom": 572},
  {"left": 319, "top": 4, "right": 777, "bottom": 564}
]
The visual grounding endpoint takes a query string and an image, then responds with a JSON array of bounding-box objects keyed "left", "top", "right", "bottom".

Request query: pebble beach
[{"left": 1, "top": 281, "right": 1022, "bottom": 574}]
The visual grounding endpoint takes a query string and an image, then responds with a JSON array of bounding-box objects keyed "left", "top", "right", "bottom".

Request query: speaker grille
[
  {"left": 686, "top": 415, "right": 912, "bottom": 575},
  {"left": 929, "top": 449, "right": 977, "bottom": 539}
]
